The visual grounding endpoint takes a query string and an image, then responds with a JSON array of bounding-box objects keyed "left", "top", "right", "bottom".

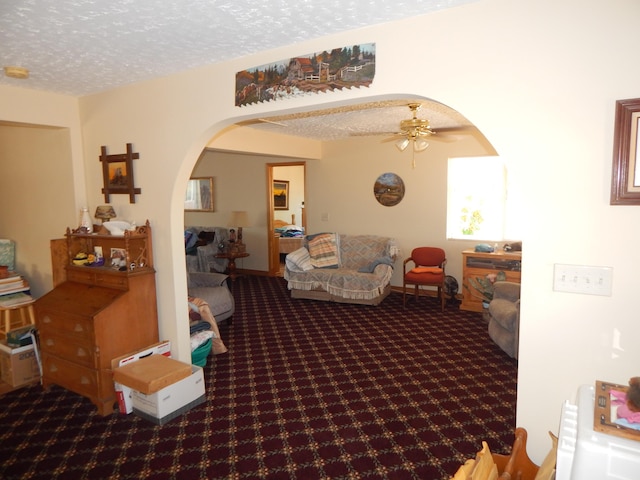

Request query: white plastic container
[{"left": 556, "top": 384, "right": 640, "bottom": 480}]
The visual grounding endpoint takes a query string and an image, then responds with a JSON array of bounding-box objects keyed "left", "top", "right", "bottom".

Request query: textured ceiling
[
  {"left": 235, "top": 99, "right": 476, "bottom": 141},
  {"left": 1, "top": 0, "right": 480, "bottom": 141},
  {"left": 0, "top": 0, "right": 478, "bottom": 97}
]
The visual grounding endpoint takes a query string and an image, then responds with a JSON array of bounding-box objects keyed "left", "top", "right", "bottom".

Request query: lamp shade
[
  {"left": 395, "top": 138, "right": 410, "bottom": 151},
  {"left": 229, "top": 211, "right": 250, "bottom": 228},
  {"left": 414, "top": 138, "right": 429, "bottom": 152},
  {"left": 95, "top": 205, "right": 116, "bottom": 221}
]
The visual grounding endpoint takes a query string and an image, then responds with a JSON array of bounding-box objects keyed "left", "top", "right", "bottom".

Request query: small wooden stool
[{"left": 0, "top": 301, "right": 36, "bottom": 340}]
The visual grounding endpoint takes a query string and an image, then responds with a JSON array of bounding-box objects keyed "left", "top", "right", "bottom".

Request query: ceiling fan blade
[
  {"left": 381, "top": 134, "right": 406, "bottom": 143},
  {"left": 435, "top": 125, "right": 475, "bottom": 134},
  {"left": 236, "top": 117, "right": 288, "bottom": 127},
  {"left": 349, "top": 131, "right": 401, "bottom": 137}
]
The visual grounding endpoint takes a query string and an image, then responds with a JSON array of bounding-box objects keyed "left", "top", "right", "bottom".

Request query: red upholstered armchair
[{"left": 402, "top": 247, "right": 447, "bottom": 311}]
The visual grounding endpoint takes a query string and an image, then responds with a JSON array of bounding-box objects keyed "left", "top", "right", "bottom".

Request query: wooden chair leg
[{"left": 402, "top": 282, "right": 407, "bottom": 307}]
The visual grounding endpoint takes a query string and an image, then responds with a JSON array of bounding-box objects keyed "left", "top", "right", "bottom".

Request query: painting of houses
[{"left": 235, "top": 43, "right": 375, "bottom": 106}]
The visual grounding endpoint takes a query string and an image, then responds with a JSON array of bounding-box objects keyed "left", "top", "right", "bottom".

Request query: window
[{"left": 447, "top": 156, "right": 507, "bottom": 241}]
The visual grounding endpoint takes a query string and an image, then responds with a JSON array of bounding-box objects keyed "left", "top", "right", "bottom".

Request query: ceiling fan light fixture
[
  {"left": 414, "top": 138, "right": 429, "bottom": 152},
  {"left": 396, "top": 138, "right": 410, "bottom": 151}
]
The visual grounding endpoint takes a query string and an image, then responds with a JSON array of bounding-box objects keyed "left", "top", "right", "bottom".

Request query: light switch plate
[{"left": 553, "top": 264, "right": 613, "bottom": 296}]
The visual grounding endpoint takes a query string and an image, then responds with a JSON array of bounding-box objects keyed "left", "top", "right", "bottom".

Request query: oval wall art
[{"left": 374, "top": 172, "right": 405, "bottom": 206}]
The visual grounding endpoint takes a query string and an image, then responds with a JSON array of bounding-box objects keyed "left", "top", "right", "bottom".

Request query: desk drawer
[
  {"left": 42, "top": 352, "right": 99, "bottom": 398},
  {"left": 40, "top": 333, "right": 96, "bottom": 369},
  {"left": 38, "top": 310, "right": 94, "bottom": 341},
  {"left": 66, "top": 269, "right": 128, "bottom": 289}
]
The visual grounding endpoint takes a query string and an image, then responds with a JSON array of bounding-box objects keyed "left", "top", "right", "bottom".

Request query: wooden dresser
[
  {"left": 460, "top": 249, "right": 523, "bottom": 312},
  {"left": 35, "top": 221, "right": 159, "bottom": 415}
]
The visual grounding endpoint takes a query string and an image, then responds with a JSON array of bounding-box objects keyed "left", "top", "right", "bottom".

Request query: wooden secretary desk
[{"left": 35, "top": 221, "right": 159, "bottom": 415}]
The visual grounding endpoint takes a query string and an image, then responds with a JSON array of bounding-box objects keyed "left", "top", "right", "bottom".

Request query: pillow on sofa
[
  {"left": 285, "top": 247, "right": 313, "bottom": 272},
  {"left": 307, "top": 233, "right": 340, "bottom": 269},
  {"left": 358, "top": 256, "right": 395, "bottom": 273}
]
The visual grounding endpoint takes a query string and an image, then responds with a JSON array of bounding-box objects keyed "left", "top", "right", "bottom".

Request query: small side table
[
  {"left": 215, "top": 251, "right": 250, "bottom": 281},
  {"left": 0, "top": 301, "right": 36, "bottom": 340}
]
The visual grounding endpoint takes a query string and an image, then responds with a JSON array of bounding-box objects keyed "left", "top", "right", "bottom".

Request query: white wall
[
  {"left": 2, "top": 0, "right": 639, "bottom": 462},
  {"left": 0, "top": 86, "right": 84, "bottom": 296}
]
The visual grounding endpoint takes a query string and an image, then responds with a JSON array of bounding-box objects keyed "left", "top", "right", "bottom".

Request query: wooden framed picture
[
  {"left": 184, "top": 177, "right": 214, "bottom": 212},
  {"left": 593, "top": 380, "right": 640, "bottom": 441},
  {"left": 611, "top": 98, "right": 640, "bottom": 205},
  {"left": 273, "top": 179, "right": 289, "bottom": 210},
  {"left": 100, "top": 143, "right": 141, "bottom": 204}
]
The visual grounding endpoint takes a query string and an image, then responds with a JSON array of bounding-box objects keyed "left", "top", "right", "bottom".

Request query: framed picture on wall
[
  {"left": 274, "top": 180, "right": 289, "bottom": 210},
  {"left": 184, "top": 177, "right": 214, "bottom": 212},
  {"left": 611, "top": 98, "right": 640, "bottom": 205}
]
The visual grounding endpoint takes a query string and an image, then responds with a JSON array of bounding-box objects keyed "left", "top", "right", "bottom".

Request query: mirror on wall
[{"left": 184, "top": 177, "right": 214, "bottom": 212}]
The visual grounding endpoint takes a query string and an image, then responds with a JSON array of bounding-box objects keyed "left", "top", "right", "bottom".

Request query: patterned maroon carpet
[{"left": 0, "top": 275, "right": 516, "bottom": 479}]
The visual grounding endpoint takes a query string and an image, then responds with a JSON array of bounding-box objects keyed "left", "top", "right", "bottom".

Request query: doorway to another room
[{"left": 267, "top": 162, "right": 306, "bottom": 277}]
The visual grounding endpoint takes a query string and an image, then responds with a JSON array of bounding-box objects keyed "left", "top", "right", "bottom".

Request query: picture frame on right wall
[{"left": 611, "top": 98, "right": 640, "bottom": 205}]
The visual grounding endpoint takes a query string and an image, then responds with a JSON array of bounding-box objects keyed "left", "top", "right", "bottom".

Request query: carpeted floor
[{"left": 0, "top": 275, "right": 517, "bottom": 480}]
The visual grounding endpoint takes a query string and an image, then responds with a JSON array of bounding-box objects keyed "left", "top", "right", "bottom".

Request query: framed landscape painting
[{"left": 273, "top": 180, "right": 289, "bottom": 210}]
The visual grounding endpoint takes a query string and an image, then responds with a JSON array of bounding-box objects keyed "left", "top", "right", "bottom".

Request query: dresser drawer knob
[
  {"left": 43, "top": 315, "right": 51, "bottom": 324},
  {"left": 76, "top": 348, "right": 87, "bottom": 358},
  {"left": 74, "top": 324, "right": 84, "bottom": 333}
]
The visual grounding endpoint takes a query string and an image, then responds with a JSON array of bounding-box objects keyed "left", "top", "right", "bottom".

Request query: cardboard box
[
  {"left": 0, "top": 341, "right": 40, "bottom": 387},
  {"left": 113, "top": 354, "right": 191, "bottom": 395},
  {"left": 111, "top": 340, "right": 171, "bottom": 414},
  {"left": 132, "top": 365, "right": 205, "bottom": 425}
]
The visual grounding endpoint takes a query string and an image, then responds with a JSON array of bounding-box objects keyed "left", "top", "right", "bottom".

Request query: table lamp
[
  {"left": 229, "top": 211, "right": 250, "bottom": 245},
  {"left": 94, "top": 205, "right": 116, "bottom": 223}
]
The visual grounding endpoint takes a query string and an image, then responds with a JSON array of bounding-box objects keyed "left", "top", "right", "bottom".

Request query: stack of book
[{"left": 0, "top": 273, "right": 33, "bottom": 307}]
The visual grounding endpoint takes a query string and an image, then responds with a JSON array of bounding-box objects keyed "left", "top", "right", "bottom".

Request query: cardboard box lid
[{"left": 113, "top": 355, "right": 191, "bottom": 394}]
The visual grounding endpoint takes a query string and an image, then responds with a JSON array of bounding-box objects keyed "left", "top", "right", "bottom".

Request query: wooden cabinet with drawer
[
  {"left": 460, "top": 249, "right": 522, "bottom": 313},
  {"left": 35, "top": 221, "right": 159, "bottom": 415}
]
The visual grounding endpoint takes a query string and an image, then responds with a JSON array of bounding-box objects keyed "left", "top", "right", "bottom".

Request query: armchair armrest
[
  {"left": 493, "top": 281, "right": 521, "bottom": 302},
  {"left": 188, "top": 271, "right": 230, "bottom": 289}
]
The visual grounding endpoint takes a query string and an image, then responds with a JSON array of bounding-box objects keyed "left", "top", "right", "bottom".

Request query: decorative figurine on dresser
[{"left": 35, "top": 220, "right": 159, "bottom": 415}]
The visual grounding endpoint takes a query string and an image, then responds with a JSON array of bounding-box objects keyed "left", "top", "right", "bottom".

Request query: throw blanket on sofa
[{"left": 285, "top": 234, "right": 398, "bottom": 301}]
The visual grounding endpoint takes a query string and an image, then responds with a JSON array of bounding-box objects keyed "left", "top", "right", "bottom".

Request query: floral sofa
[{"left": 284, "top": 233, "right": 399, "bottom": 306}]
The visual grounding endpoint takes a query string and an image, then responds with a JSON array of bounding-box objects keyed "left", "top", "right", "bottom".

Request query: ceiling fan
[{"left": 367, "top": 102, "right": 473, "bottom": 167}]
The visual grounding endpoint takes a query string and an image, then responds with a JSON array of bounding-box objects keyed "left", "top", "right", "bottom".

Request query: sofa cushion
[
  {"left": 285, "top": 247, "right": 313, "bottom": 272},
  {"left": 307, "top": 233, "right": 340, "bottom": 269},
  {"left": 339, "top": 235, "right": 396, "bottom": 270}
]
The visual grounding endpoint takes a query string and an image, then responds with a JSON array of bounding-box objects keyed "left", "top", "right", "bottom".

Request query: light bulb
[
  {"left": 414, "top": 138, "right": 429, "bottom": 152},
  {"left": 395, "top": 138, "right": 410, "bottom": 151}
]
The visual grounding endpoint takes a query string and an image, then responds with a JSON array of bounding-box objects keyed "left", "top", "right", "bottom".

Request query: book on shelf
[
  {"left": 0, "top": 278, "right": 28, "bottom": 293},
  {"left": 0, "top": 284, "right": 30, "bottom": 296},
  {"left": 0, "top": 291, "right": 33, "bottom": 307},
  {"left": 0, "top": 273, "right": 22, "bottom": 285}
]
